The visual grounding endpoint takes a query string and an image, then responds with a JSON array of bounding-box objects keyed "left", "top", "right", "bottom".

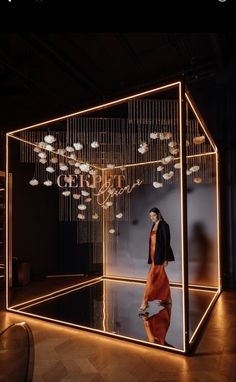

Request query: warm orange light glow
[{"left": 5, "top": 80, "right": 221, "bottom": 354}]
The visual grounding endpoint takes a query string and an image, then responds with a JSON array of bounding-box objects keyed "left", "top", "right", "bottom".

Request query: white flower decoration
[
  {"left": 39, "top": 158, "right": 47, "bottom": 164},
  {"left": 66, "top": 146, "right": 74, "bottom": 152},
  {"left": 190, "top": 165, "right": 200, "bottom": 172},
  {"left": 38, "top": 152, "right": 47, "bottom": 159},
  {"left": 77, "top": 213, "right": 85, "bottom": 220},
  {"left": 45, "top": 144, "right": 54, "bottom": 152},
  {"left": 174, "top": 162, "right": 181, "bottom": 169},
  {"left": 29, "top": 179, "right": 39, "bottom": 186},
  {"left": 78, "top": 204, "right": 87, "bottom": 210},
  {"left": 153, "top": 181, "right": 163, "bottom": 188},
  {"left": 91, "top": 141, "right": 99, "bottom": 148},
  {"left": 73, "top": 142, "right": 83, "bottom": 151},
  {"left": 150, "top": 132, "right": 158, "bottom": 139},
  {"left": 157, "top": 166, "right": 164, "bottom": 172},
  {"left": 115, "top": 213, "right": 123, "bottom": 219},
  {"left": 38, "top": 141, "right": 47, "bottom": 148},
  {"left": 62, "top": 191, "right": 71, "bottom": 196},
  {"left": 92, "top": 213, "right": 99, "bottom": 220},
  {"left": 44, "top": 135, "right": 56, "bottom": 144},
  {"left": 43, "top": 180, "right": 53, "bottom": 186},
  {"left": 33, "top": 146, "right": 41, "bottom": 153},
  {"left": 73, "top": 194, "right": 81, "bottom": 200},
  {"left": 79, "top": 163, "right": 90, "bottom": 172},
  {"left": 163, "top": 171, "right": 174, "bottom": 180},
  {"left": 109, "top": 229, "right": 116, "bottom": 234},
  {"left": 46, "top": 166, "right": 55, "bottom": 173},
  {"left": 138, "top": 142, "right": 148, "bottom": 154},
  {"left": 81, "top": 190, "right": 89, "bottom": 196},
  {"left": 59, "top": 164, "right": 68, "bottom": 171}
]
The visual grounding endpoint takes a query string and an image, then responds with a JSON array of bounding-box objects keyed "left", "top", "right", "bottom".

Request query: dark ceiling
[{"left": 0, "top": 33, "right": 236, "bottom": 132}]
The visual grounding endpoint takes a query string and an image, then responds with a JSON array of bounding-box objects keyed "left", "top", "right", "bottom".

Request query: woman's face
[{"left": 149, "top": 212, "right": 158, "bottom": 223}]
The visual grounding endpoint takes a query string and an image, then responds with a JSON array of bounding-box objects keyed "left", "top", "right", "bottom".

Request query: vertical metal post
[{"left": 179, "top": 80, "right": 189, "bottom": 352}]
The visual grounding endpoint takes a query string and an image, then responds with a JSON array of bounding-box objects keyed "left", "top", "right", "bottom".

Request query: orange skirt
[{"left": 144, "top": 231, "right": 171, "bottom": 302}]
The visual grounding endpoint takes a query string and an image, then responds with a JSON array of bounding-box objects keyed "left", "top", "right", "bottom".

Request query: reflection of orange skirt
[{"left": 144, "top": 231, "right": 171, "bottom": 302}]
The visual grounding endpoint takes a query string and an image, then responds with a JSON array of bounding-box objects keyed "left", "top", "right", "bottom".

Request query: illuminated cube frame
[{"left": 5, "top": 81, "right": 221, "bottom": 354}]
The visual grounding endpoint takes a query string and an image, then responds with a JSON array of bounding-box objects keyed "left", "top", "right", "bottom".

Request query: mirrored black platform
[{"left": 15, "top": 279, "right": 217, "bottom": 351}]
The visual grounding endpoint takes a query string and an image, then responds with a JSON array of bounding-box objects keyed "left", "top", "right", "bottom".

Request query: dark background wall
[{"left": 0, "top": 33, "right": 235, "bottom": 289}]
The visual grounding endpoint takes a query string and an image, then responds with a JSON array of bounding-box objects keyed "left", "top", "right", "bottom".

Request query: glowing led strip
[
  {"left": 17, "top": 279, "right": 102, "bottom": 311},
  {"left": 10, "top": 276, "right": 102, "bottom": 310},
  {"left": 8, "top": 82, "right": 180, "bottom": 135},
  {"left": 189, "top": 290, "right": 221, "bottom": 344},
  {"left": 7, "top": 307, "right": 185, "bottom": 353},
  {"left": 5, "top": 135, "right": 9, "bottom": 308},
  {"left": 7, "top": 135, "right": 102, "bottom": 170},
  {"left": 215, "top": 152, "right": 221, "bottom": 291}
]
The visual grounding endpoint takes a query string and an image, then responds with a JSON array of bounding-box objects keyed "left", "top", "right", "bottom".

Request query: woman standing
[{"left": 139, "top": 207, "right": 175, "bottom": 311}]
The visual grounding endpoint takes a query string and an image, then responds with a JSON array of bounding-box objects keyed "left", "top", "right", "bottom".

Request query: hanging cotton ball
[
  {"left": 81, "top": 190, "right": 90, "bottom": 196},
  {"left": 153, "top": 181, "right": 163, "bottom": 188},
  {"left": 39, "top": 158, "right": 47, "bottom": 164},
  {"left": 79, "top": 163, "right": 90, "bottom": 172},
  {"left": 65, "top": 146, "right": 74, "bottom": 153},
  {"left": 91, "top": 141, "right": 99, "bottom": 148},
  {"left": 77, "top": 213, "right": 85, "bottom": 220},
  {"left": 138, "top": 142, "right": 148, "bottom": 154},
  {"left": 186, "top": 169, "right": 192, "bottom": 175},
  {"left": 105, "top": 201, "right": 113, "bottom": 207},
  {"left": 57, "top": 148, "right": 66, "bottom": 155},
  {"left": 78, "top": 204, "right": 87, "bottom": 210},
  {"left": 59, "top": 164, "right": 68, "bottom": 171},
  {"left": 73, "top": 142, "right": 83, "bottom": 151},
  {"left": 44, "top": 135, "right": 56, "bottom": 144},
  {"left": 186, "top": 140, "right": 190, "bottom": 147},
  {"left": 45, "top": 144, "right": 54, "bottom": 152},
  {"left": 43, "top": 180, "right": 53, "bottom": 186},
  {"left": 190, "top": 165, "right": 200, "bottom": 172},
  {"left": 89, "top": 169, "right": 97, "bottom": 175},
  {"left": 46, "top": 166, "right": 55, "bottom": 173},
  {"left": 115, "top": 213, "right": 123, "bottom": 219},
  {"left": 74, "top": 168, "right": 81, "bottom": 174},
  {"left": 33, "top": 146, "right": 41, "bottom": 153},
  {"left": 194, "top": 177, "right": 202, "bottom": 184},
  {"left": 73, "top": 194, "right": 81, "bottom": 200},
  {"left": 193, "top": 136, "right": 205, "bottom": 145},
  {"left": 38, "top": 141, "right": 47, "bottom": 148},
  {"left": 38, "top": 152, "right": 47, "bottom": 159},
  {"left": 150, "top": 132, "right": 158, "bottom": 139},
  {"left": 92, "top": 213, "right": 99, "bottom": 220},
  {"left": 163, "top": 171, "right": 174, "bottom": 180},
  {"left": 29, "top": 179, "right": 39, "bottom": 186},
  {"left": 169, "top": 147, "right": 179, "bottom": 155},
  {"left": 69, "top": 153, "right": 77, "bottom": 160},
  {"left": 85, "top": 197, "right": 92, "bottom": 203},
  {"left": 157, "top": 165, "right": 164, "bottom": 172},
  {"left": 174, "top": 162, "right": 181, "bottom": 169},
  {"left": 62, "top": 190, "right": 71, "bottom": 196},
  {"left": 68, "top": 160, "right": 75, "bottom": 166},
  {"left": 109, "top": 229, "right": 116, "bottom": 234}
]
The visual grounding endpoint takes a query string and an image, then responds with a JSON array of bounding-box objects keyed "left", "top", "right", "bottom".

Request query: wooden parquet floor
[{"left": 0, "top": 291, "right": 236, "bottom": 382}]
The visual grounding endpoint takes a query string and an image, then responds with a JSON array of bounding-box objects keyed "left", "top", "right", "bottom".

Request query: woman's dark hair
[{"left": 149, "top": 207, "right": 164, "bottom": 221}]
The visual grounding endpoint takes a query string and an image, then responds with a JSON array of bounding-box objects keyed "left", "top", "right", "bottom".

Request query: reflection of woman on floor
[
  {"left": 140, "top": 304, "right": 172, "bottom": 345},
  {"left": 139, "top": 207, "right": 175, "bottom": 311}
]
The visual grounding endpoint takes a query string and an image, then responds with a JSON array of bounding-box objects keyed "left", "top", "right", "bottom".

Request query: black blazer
[{"left": 148, "top": 220, "right": 175, "bottom": 265}]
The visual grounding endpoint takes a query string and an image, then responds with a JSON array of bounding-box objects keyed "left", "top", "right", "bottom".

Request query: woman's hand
[{"left": 164, "top": 261, "right": 168, "bottom": 267}]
